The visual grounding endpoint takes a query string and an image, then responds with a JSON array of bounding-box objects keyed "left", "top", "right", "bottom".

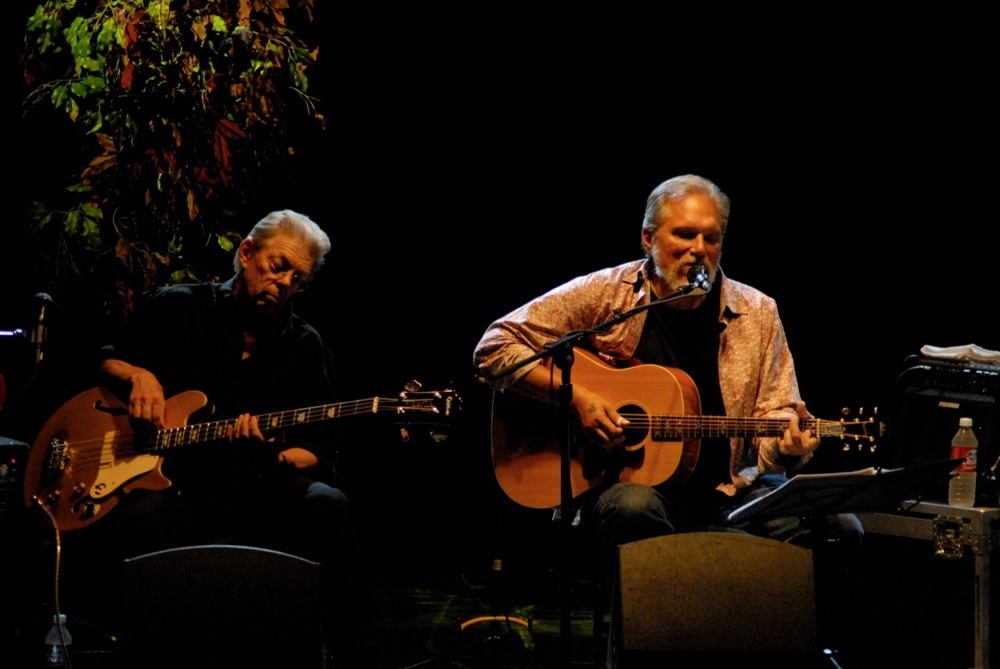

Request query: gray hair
[
  {"left": 233, "top": 209, "right": 331, "bottom": 274},
  {"left": 641, "top": 174, "right": 731, "bottom": 237}
]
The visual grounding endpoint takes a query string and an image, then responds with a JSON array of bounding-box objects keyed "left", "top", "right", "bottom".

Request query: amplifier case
[
  {"left": 844, "top": 502, "right": 999, "bottom": 669},
  {"left": 887, "top": 356, "right": 999, "bottom": 505}
]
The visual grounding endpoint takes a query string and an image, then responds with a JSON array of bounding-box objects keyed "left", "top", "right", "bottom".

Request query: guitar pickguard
[{"left": 89, "top": 429, "right": 163, "bottom": 499}]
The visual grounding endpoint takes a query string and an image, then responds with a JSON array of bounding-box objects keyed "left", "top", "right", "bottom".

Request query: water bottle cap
[{"left": 959, "top": 417, "right": 973, "bottom": 427}]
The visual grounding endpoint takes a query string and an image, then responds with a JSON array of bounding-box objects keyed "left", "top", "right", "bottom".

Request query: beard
[{"left": 648, "top": 249, "right": 721, "bottom": 299}]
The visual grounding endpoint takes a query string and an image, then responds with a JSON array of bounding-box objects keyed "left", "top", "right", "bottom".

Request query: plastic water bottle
[
  {"left": 947, "top": 417, "right": 978, "bottom": 507},
  {"left": 44, "top": 613, "right": 71, "bottom": 666}
]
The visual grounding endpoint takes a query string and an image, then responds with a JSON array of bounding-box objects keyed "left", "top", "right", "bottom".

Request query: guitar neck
[
  {"left": 643, "top": 415, "right": 845, "bottom": 440},
  {"left": 149, "top": 397, "right": 391, "bottom": 452}
]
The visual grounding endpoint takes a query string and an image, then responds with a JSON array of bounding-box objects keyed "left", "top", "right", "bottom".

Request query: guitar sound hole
[{"left": 618, "top": 403, "right": 646, "bottom": 449}]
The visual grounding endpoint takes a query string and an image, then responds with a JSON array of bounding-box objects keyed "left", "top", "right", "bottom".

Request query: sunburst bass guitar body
[{"left": 25, "top": 384, "right": 461, "bottom": 531}]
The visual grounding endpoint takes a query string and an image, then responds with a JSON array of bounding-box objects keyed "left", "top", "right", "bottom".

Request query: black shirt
[
  {"left": 633, "top": 285, "right": 731, "bottom": 495},
  {"left": 103, "top": 277, "right": 339, "bottom": 488}
]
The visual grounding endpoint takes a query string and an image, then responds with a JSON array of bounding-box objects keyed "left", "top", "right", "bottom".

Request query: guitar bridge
[{"left": 46, "top": 438, "right": 69, "bottom": 473}]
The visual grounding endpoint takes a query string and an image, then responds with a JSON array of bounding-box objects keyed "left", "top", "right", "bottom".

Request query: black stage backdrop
[{"left": 3, "top": 7, "right": 997, "bottom": 576}]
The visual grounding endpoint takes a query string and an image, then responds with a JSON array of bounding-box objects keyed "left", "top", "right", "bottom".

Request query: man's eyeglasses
[{"left": 266, "top": 256, "right": 312, "bottom": 291}]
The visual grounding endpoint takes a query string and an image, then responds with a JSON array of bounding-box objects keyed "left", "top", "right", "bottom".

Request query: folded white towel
[{"left": 920, "top": 344, "right": 1000, "bottom": 364}]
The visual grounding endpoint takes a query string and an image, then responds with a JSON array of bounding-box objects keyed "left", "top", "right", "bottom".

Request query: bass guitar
[
  {"left": 25, "top": 383, "right": 461, "bottom": 531},
  {"left": 491, "top": 348, "right": 878, "bottom": 509}
]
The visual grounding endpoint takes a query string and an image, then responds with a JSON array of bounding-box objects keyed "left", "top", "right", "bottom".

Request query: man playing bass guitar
[{"left": 78, "top": 210, "right": 375, "bottom": 668}]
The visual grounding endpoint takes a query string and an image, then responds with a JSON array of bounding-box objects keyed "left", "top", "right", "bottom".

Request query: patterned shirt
[{"left": 474, "top": 258, "right": 811, "bottom": 494}]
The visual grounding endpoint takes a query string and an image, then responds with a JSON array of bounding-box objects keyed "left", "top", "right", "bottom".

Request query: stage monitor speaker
[
  {"left": 117, "top": 544, "right": 322, "bottom": 669},
  {"left": 615, "top": 532, "right": 819, "bottom": 668},
  {"left": 886, "top": 356, "right": 999, "bottom": 505}
]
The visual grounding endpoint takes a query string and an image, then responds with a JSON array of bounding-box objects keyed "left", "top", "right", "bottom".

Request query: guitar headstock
[
  {"left": 829, "top": 406, "right": 886, "bottom": 454},
  {"left": 395, "top": 381, "right": 463, "bottom": 443}
]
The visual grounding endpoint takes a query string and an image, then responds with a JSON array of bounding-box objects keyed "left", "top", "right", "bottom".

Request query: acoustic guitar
[
  {"left": 491, "top": 348, "right": 878, "bottom": 509},
  {"left": 25, "top": 383, "right": 461, "bottom": 531}
]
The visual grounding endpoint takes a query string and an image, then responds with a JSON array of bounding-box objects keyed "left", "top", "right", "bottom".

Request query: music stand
[{"left": 725, "top": 458, "right": 964, "bottom": 525}]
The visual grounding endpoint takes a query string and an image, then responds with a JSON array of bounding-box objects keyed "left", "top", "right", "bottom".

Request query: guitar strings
[
  {"left": 614, "top": 413, "right": 870, "bottom": 440},
  {"left": 57, "top": 409, "right": 862, "bottom": 472},
  {"left": 44, "top": 398, "right": 444, "bottom": 473},
  {"left": 60, "top": 409, "right": 865, "bottom": 472}
]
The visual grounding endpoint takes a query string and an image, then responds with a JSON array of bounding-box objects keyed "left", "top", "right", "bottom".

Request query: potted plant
[{"left": 17, "top": 0, "right": 323, "bottom": 329}]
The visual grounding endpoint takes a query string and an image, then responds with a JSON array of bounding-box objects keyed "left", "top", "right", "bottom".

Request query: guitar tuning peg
[{"left": 404, "top": 380, "right": 423, "bottom": 393}]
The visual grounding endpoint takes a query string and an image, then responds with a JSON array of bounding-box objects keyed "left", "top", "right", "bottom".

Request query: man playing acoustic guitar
[{"left": 474, "top": 174, "right": 863, "bottom": 667}]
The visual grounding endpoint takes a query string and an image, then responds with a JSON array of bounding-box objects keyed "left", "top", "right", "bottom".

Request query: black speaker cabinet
[
  {"left": 615, "top": 533, "right": 820, "bottom": 667},
  {"left": 117, "top": 544, "right": 322, "bottom": 669},
  {"left": 886, "top": 356, "right": 999, "bottom": 505}
]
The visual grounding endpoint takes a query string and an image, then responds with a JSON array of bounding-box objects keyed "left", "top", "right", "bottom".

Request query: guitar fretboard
[
  {"left": 148, "top": 397, "right": 415, "bottom": 451},
  {"left": 626, "top": 415, "right": 848, "bottom": 441}
]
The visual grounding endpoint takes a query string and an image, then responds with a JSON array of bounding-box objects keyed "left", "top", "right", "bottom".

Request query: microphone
[
  {"left": 687, "top": 265, "right": 712, "bottom": 292},
  {"left": 31, "top": 292, "right": 54, "bottom": 366}
]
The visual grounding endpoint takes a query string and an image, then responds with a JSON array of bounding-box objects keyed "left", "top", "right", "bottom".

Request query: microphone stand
[
  {"left": 0, "top": 327, "right": 39, "bottom": 409},
  {"left": 1, "top": 292, "right": 54, "bottom": 409},
  {"left": 488, "top": 277, "right": 709, "bottom": 669}
]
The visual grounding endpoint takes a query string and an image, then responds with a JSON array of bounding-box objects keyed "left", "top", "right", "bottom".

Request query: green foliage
[{"left": 20, "top": 0, "right": 322, "bottom": 321}]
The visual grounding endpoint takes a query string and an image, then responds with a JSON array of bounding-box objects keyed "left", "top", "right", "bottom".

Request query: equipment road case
[{"left": 845, "top": 501, "right": 999, "bottom": 669}]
